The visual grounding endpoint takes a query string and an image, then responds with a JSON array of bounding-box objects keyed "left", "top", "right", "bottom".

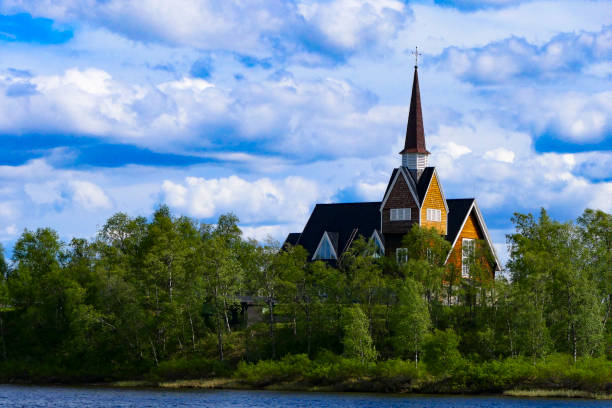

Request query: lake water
[{"left": 0, "top": 385, "right": 610, "bottom": 408}]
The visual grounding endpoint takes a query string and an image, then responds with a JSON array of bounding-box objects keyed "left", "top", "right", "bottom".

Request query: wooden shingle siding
[
  {"left": 382, "top": 175, "right": 418, "bottom": 235},
  {"left": 447, "top": 210, "right": 482, "bottom": 270},
  {"left": 420, "top": 173, "right": 447, "bottom": 235}
]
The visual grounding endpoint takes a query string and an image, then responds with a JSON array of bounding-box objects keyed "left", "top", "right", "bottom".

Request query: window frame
[
  {"left": 312, "top": 232, "right": 338, "bottom": 261},
  {"left": 461, "top": 238, "right": 475, "bottom": 277},
  {"left": 426, "top": 208, "right": 442, "bottom": 222},
  {"left": 396, "top": 247, "right": 409, "bottom": 264},
  {"left": 390, "top": 208, "right": 411, "bottom": 221}
]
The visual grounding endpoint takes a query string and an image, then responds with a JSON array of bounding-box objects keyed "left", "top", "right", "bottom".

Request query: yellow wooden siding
[
  {"left": 420, "top": 173, "right": 447, "bottom": 234},
  {"left": 446, "top": 211, "right": 493, "bottom": 278},
  {"left": 447, "top": 211, "right": 481, "bottom": 269}
]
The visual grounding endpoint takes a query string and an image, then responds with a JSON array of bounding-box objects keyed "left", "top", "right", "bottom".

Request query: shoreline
[{"left": 3, "top": 379, "right": 611, "bottom": 400}]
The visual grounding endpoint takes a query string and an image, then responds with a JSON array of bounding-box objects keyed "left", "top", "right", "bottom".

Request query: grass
[
  {"left": 158, "top": 378, "right": 236, "bottom": 389},
  {"left": 504, "top": 389, "right": 612, "bottom": 400}
]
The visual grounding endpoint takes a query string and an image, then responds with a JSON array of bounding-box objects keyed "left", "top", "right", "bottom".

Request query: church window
[
  {"left": 390, "top": 208, "right": 411, "bottom": 221},
  {"left": 427, "top": 208, "right": 442, "bottom": 222},
  {"left": 462, "top": 238, "right": 475, "bottom": 277},
  {"left": 426, "top": 248, "right": 434, "bottom": 264},
  {"left": 313, "top": 232, "right": 337, "bottom": 260},
  {"left": 396, "top": 248, "right": 408, "bottom": 264},
  {"left": 371, "top": 231, "right": 385, "bottom": 257}
]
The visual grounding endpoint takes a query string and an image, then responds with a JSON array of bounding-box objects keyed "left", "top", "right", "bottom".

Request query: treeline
[{"left": 0, "top": 206, "right": 610, "bottom": 392}]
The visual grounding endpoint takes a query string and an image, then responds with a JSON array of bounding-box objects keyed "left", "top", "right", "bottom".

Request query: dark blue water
[{"left": 0, "top": 385, "right": 610, "bottom": 408}]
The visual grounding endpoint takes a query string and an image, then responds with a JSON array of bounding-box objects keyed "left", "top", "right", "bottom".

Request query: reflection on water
[{"left": 0, "top": 385, "right": 610, "bottom": 408}]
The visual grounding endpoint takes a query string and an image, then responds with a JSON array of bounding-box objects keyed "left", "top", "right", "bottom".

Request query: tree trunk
[
  {"left": 223, "top": 297, "right": 232, "bottom": 333},
  {"left": 214, "top": 285, "right": 224, "bottom": 361},
  {"left": 0, "top": 314, "right": 6, "bottom": 360},
  {"left": 268, "top": 297, "right": 276, "bottom": 359},
  {"left": 188, "top": 309, "right": 196, "bottom": 351},
  {"left": 149, "top": 338, "right": 159, "bottom": 366}
]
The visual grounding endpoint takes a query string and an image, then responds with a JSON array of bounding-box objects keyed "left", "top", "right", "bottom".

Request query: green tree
[
  {"left": 340, "top": 236, "right": 384, "bottom": 334},
  {"left": 341, "top": 305, "right": 377, "bottom": 363},
  {"left": 423, "top": 328, "right": 462, "bottom": 375},
  {"left": 199, "top": 213, "right": 244, "bottom": 361},
  {"left": 507, "top": 209, "right": 605, "bottom": 360},
  {"left": 391, "top": 277, "right": 430, "bottom": 368},
  {"left": 401, "top": 225, "right": 450, "bottom": 320}
]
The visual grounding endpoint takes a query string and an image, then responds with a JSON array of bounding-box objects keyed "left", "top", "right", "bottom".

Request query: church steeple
[{"left": 400, "top": 65, "right": 430, "bottom": 171}]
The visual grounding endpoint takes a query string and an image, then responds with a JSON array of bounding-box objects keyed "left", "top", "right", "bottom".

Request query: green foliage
[
  {"left": 0, "top": 206, "right": 609, "bottom": 395},
  {"left": 149, "top": 357, "right": 231, "bottom": 381},
  {"left": 391, "top": 277, "right": 430, "bottom": 367},
  {"left": 341, "top": 305, "right": 377, "bottom": 363},
  {"left": 423, "top": 329, "right": 463, "bottom": 375}
]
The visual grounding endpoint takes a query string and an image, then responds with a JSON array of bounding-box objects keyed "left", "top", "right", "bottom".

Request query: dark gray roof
[
  {"left": 296, "top": 202, "right": 381, "bottom": 260},
  {"left": 400, "top": 67, "right": 429, "bottom": 155},
  {"left": 446, "top": 198, "right": 475, "bottom": 244},
  {"left": 416, "top": 167, "right": 435, "bottom": 204},
  {"left": 283, "top": 232, "right": 301, "bottom": 248}
]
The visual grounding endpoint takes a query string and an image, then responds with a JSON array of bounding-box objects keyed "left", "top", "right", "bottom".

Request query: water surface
[{"left": 0, "top": 385, "right": 610, "bottom": 408}]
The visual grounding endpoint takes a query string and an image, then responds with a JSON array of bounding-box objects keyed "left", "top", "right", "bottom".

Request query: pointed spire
[{"left": 400, "top": 66, "right": 429, "bottom": 155}]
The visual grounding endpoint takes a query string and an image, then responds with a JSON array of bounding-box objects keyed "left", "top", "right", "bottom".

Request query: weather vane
[{"left": 412, "top": 46, "right": 422, "bottom": 68}]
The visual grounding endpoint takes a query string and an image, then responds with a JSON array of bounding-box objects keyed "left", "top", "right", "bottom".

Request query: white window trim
[
  {"left": 461, "top": 238, "right": 475, "bottom": 278},
  {"left": 396, "top": 247, "right": 409, "bottom": 264},
  {"left": 426, "top": 208, "right": 442, "bottom": 222},
  {"left": 370, "top": 230, "right": 385, "bottom": 256},
  {"left": 312, "top": 231, "right": 338, "bottom": 261},
  {"left": 390, "top": 208, "right": 411, "bottom": 221}
]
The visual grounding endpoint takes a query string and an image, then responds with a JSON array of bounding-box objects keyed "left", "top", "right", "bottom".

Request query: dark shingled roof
[
  {"left": 382, "top": 167, "right": 435, "bottom": 206},
  {"left": 446, "top": 198, "right": 475, "bottom": 244},
  {"left": 400, "top": 67, "right": 429, "bottom": 155},
  {"left": 382, "top": 168, "right": 399, "bottom": 202},
  {"left": 296, "top": 202, "right": 381, "bottom": 261},
  {"left": 416, "top": 167, "right": 435, "bottom": 204},
  {"left": 283, "top": 232, "right": 301, "bottom": 248}
]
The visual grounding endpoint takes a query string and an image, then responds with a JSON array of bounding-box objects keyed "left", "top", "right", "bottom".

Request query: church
[{"left": 284, "top": 66, "right": 501, "bottom": 277}]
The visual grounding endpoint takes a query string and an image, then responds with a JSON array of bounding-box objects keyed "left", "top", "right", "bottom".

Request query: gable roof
[
  {"left": 445, "top": 198, "right": 502, "bottom": 272},
  {"left": 380, "top": 167, "right": 421, "bottom": 210},
  {"left": 446, "top": 198, "right": 475, "bottom": 244},
  {"left": 400, "top": 67, "right": 429, "bottom": 155},
  {"left": 416, "top": 167, "right": 435, "bottom": 204},
  {"left": 283, "top": 232, "right": 301, "bottom": 248},
  {"left": 296, "top": 202, "right": 381, "bottom": 260},
  {"left": 383, "top": 166, "right": 440, "bottom": 208}
]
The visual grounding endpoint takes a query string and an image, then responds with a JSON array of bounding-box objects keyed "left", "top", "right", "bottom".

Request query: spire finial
[{"left": 412, "top": 46, "right": 421, "bottom": 68}]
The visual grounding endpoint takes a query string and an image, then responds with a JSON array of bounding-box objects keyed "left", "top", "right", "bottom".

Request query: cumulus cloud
[
  {"left": 0, "top": 68, "right": 404, "bottom": 159},
  {"left": 425, "top": 118, "right": 612, "bottom": 224},
  {"left": 161, "top": 175, "right": 325, "bottom": 224},
  {"left": 518, "top": 90, "right": 612, "bottom": 143},
  {"left": 0, "top": 0, "right": 410, "bottom": 62},
  {"left": 436, "top": 26, "right": 612, "bottom": 83},
  {"left": 69, "top": 180, "right": 112, "bottom": 210}
]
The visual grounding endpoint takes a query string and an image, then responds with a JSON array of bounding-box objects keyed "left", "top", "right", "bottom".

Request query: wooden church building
[{"left": 284, "top": 67, "right": 501, "bottom": 276}]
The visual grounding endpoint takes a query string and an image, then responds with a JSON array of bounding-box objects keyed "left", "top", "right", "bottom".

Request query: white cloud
[
  {"left": 161, "top": 175, "right": 325, "bottom": 224},
  {"left": 518, "top": 90, "right": 612, "bottom": 142},
  {"left": 484, "top": 147, "right": 515, "bottom": 163},
  {"left": 24, "top": 181, "right": 64, "bottom": 205},
  {"left": 69, "top": 180, "right": 112, "bottom": 210},
  {"left": 297, "top": 0, "right": 407, "bottom": 51},
  {"left": 0, "top": 68, "right": 406, "bottom": 158},
  {"left": 435, "top": 26, "right": 612, "bottom": 83},
  {"left": 0, "top": 0, "right": 409, "bottom": 59}
]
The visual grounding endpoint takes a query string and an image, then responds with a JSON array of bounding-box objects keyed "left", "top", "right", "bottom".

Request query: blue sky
[{"left": 0, "top": 0, "right": 611, "bottom": 264}]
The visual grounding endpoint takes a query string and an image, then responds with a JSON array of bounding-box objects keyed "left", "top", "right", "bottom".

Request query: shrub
[
  {"left": 149, "top": 357, "right": 231, "bottom": 381},
  {"left": 423, "top": 329, "right": 463, "bottom": 375}
]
